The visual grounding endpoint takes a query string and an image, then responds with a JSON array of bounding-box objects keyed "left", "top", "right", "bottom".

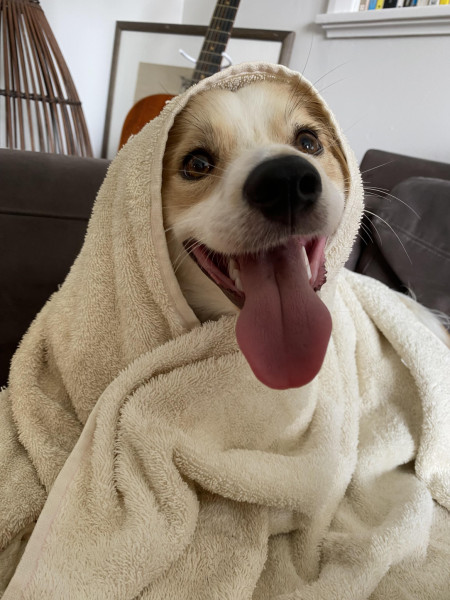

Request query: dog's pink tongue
[{"left": 235, "top": 239, "right": 332, "bottom": 389}]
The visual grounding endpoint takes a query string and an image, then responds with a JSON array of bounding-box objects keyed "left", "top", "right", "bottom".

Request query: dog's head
[{"left": 162, "top": 79, "right": 350, "bottom": 389}]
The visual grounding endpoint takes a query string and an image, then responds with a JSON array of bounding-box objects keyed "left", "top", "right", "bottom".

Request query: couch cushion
[
  {"left": 347, "top": 149, "right": 450, "bottom": 272},
  {"left": 0, "top": 150, "right": 110, "bottom": 386},
  {"left": 355, "top": 176, "right": 450, "bottom": 318}
]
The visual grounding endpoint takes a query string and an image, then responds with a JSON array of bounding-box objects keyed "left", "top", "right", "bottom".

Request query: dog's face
[{"left": 162, "top": 80, "right": 349, "bottom": 389}]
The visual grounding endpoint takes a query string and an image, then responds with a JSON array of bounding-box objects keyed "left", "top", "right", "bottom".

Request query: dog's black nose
[{"left": 243, "top": 155, "right": 322, "bottom": 226}]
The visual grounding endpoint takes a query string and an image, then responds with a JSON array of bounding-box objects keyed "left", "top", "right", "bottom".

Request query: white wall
[
  {"left": 39, "top": 0, "right": 450, "bottom": 163},
  {"left": 183, "top": 0, "right": 450, "bottom": 164},
  {"left": 40, "top": 0, "right": 184, "bottom": 157}
]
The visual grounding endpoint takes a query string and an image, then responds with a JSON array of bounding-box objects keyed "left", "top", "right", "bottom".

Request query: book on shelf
[{"left": 329, "top": 0, "right": 449, "bottom": 9}]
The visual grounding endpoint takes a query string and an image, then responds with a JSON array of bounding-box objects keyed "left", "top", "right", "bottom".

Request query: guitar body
[{"left": 119, "top": 94, "right": 173, "bottom": 150}]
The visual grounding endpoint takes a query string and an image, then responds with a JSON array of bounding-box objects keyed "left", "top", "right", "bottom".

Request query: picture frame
[{"left": 101, "top": 22, "right": 295, "bottom": 159}]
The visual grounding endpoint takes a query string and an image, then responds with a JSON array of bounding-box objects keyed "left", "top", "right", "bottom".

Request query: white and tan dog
[{"left": 162, "top": 80, "right": 351, "bottom": 390}]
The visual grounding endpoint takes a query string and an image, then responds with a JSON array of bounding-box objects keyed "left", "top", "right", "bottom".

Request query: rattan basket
[{"left": 0, "top": 0, "right": 92, "bottom": 156}]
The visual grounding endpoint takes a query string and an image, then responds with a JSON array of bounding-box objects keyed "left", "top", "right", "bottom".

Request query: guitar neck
[{"left": 191, "top": 0, "right": 240, "bottom": 85}]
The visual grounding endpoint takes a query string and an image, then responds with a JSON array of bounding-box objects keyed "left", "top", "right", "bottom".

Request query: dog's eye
[
  {"left": 182, "top": 150, "right": 214, "bottom": 180},
  {"left": 295, "top": 130, "right": 323, "bottom": 156}
]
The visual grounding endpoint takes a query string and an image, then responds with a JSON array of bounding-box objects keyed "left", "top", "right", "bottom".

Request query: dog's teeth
[
  {"left": 229, "top": 259, "right": 243, "bottom": 292},
  {"left": 301, "top": 246, "right": 312, "bottom": 282},
  {"left": 229, "top": 258, "right": 238, "bottom": 278}
]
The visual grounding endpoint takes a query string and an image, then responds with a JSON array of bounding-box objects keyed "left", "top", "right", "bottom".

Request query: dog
[{"left": 162, "top": 79, "right": 448, "bottom": 389}]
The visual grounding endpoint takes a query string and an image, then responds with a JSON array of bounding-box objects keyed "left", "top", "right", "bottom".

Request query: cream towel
[{"left": 0, "top": 63, "right": 449, "bottom": 599}]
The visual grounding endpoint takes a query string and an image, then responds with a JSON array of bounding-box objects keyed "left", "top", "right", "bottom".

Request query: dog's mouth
[{"left": 184, "top": 237, "right": 332, "bottom": 389}]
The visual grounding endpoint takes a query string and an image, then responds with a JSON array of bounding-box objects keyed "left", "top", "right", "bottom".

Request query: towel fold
[{"left": 1, "top": 62, "right": 449, "bottom": 599}]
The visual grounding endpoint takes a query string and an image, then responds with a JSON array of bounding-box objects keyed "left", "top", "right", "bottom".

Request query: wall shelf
[{"left": 316, "top": 6, "right": 450, "bottom": 38}]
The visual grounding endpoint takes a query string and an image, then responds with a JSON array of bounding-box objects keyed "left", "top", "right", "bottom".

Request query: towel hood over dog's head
[{"left": 9, "top": 63, "right": 363, "bottom": 429}]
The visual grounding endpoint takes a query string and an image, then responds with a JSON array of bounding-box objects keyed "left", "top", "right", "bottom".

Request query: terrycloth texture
[{"left": 0, "top": 62, "right": 449, "bottom": 599}]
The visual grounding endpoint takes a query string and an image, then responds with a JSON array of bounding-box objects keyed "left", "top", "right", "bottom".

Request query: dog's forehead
[{"left": 178, "top": 80, "right": 323, "bottom": 145}]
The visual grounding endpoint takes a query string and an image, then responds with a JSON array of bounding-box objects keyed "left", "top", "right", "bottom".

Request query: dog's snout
[{"left": 243, "top": 155, "right": 322, "bottom": 226}]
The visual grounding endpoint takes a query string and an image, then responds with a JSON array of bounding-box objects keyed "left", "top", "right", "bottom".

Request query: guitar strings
[{"left": 194, "top": 0, "right": 240, "bottom": 82}]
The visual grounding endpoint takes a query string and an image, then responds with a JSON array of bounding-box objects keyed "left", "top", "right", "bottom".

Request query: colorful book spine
[
  {"left": 376, "top": 0, "right": 384, "bottom": 7},
  {"left": 368, "top": 0, "right": 378, "bottom": 7}
]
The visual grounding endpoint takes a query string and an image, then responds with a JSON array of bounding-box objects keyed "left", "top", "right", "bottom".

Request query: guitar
[{"left": 119, "top": 0, "right": 240, "bottom": 150}]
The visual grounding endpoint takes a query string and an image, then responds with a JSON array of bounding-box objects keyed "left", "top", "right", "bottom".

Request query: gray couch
[
  {"left": 1, "top": 148, "right": 449, "bottom": 386},
  {"left": 347, "top": 149, "right": 450, "bottom": 317}
]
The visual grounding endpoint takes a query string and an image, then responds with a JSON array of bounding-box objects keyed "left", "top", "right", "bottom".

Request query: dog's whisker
[
  {"left": 341, "top": 160, "right": 397, "bottom": 186},
  {"left": 364, "top": 188, "right": 421, "bottom": 219},
  {"left": 164, "top": 225, "right": 178, "bottom": 234},
  {"left": 172, "top": 240, "right": 201, "bottom": 273},
  {"left": 362, "top": 214, "right": 382, "bottom": 246},
  {"left": 359, "top": 221, "right": 374, "bottom": 245},
  {"left": 174, "top": 239, "right": 198, "bottom": 262},
  {"left": 356, "top": 232, "right": 369, "bottom": 246},
  {"left": 342, "top": 114, "right": 367, "bottom": 136},
  {"left": 369, "top": 219, "right": 383, "bottom": 247},
  {"left": 173, "top": 252, "right": 195, "bottom": 274},
  {"left": 317, "top": 76, "right": 351, "bottom": 97},
  {"left": 300, "top": 34, "right": 314, "bottom": 79},
  {"left": 172, "top": 246, "right": 191, "bottom": 271},
  {"left": 289, "top": 63, "right": 349, "bottom": 119},
  {"left": 364, "top": 209, "right": 412, "bottom": 264},
  {"left": 359, "top": 159, "right": 396, "bottom": 178},
  {"left": 311, "top": 60, "right": 351, "bottom": 90}
]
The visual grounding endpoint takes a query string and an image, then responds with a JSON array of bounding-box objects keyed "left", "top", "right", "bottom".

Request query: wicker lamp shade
[{"left": 0, "top": 0, "right": 92, "bottom": 156}]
